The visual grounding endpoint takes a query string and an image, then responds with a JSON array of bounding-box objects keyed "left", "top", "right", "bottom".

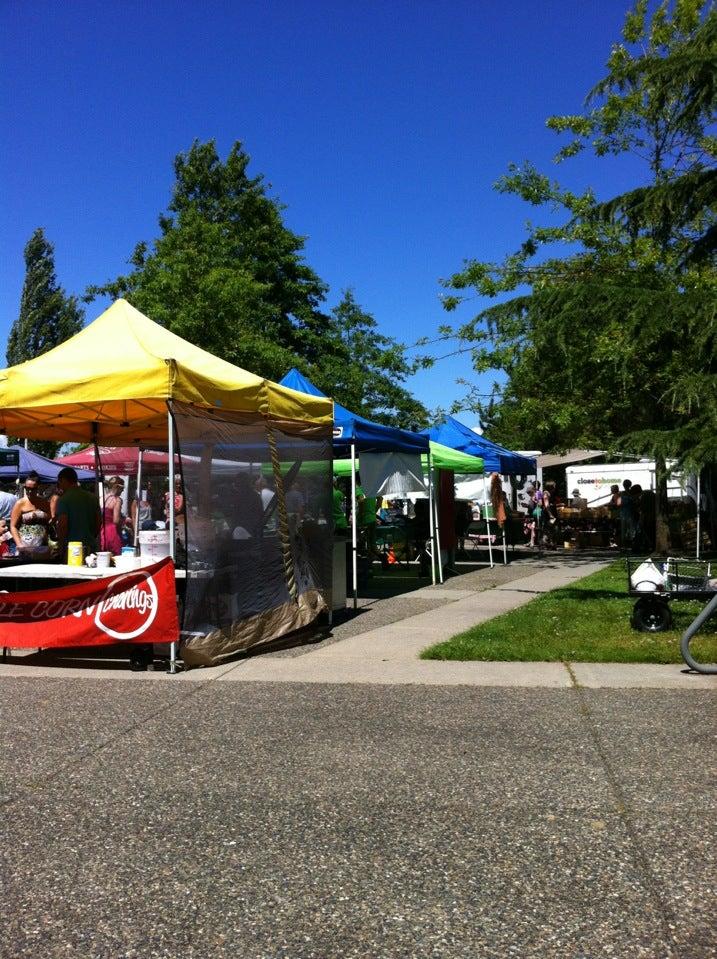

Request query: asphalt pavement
[{"left": 2, "top": 677, "right": 715, "bottom": 958}]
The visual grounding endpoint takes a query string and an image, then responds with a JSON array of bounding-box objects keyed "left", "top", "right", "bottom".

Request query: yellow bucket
[{"left": 67, "top": 542, "right": 84, "bottom": 566}]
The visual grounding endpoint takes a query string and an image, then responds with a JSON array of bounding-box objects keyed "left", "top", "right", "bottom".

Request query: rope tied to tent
[{"left": 266, "top": 424, "right": 298, "bottom": 603}]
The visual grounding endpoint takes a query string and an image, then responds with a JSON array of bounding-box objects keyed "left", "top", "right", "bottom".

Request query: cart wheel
[{"left": 631, "top": 598, "right": 672, "bottom": 633}]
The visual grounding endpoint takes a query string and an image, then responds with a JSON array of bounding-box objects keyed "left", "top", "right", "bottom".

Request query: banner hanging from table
[{"left": 0, "top": 557, "right": 179, "bottom": 649}]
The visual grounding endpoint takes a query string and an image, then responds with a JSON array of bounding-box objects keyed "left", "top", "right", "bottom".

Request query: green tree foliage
[
  {"left": 7, "top": 228, "right": 84, "bottom": 367},
  {"left": 591, "top": 1, "right": 717, "bottom": 263},
  {"left": 300, "top": 290, "right": 428, "bottom": 429},
  {"left": 89, "top": 140, "right": 426, "bottom": 426},
  {"left": 88, "top": 140, "right": 327, "bottom": 381},
  {"left": 442, "top": 0, "right": 716, "bottom": 477},
  {"left": 6, "top": 228, "right": 84, "bottom": 457}
]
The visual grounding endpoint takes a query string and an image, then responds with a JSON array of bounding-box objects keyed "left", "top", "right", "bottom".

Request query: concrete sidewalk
[
  {"left": 221, "top": 560, "right": 714, "bottom": 689},
  {"left": 1, "top": 558, "right": 713, "bottom": 689}
]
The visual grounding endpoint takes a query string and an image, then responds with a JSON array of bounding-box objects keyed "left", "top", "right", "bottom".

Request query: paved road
[{"left": 2, "top": 677, "right": 715, "bottom": 958}]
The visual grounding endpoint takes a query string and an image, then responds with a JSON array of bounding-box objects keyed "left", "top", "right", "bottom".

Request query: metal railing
[{"left": 681, "top": 592, "right": 717, "bottom": 674}]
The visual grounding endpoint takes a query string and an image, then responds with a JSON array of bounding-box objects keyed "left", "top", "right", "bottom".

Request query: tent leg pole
[
  {"left": 434, "top": 469, "right": 444, "bottom": 584},
  {"left": 134, "top": 448, "right": 144, "bottom": 549},
  {"left": 93, "top": 428, "right": 104, "bottom": 517},
  {"left": 428, "top": 450, "right": 436, "bottom": 586},
  {"left": 350, "top": 442, "right": 358, "bottom": 611},
  {"left": 501, "top": 475, "right": 508, "bottom": 566},
  {"left": 484, "top": 474, "right": 494, "bottom": 568},
  {"left": 696, "top": 473, "right": 701, "bottom": 560},
  {"left": 168, "top": 410, "right": 178, "bottom": 673}
]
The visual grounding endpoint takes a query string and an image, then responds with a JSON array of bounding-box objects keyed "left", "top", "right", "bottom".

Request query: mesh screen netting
[{"left": 171, "top": 403, "right": 333, "bottom": 666}]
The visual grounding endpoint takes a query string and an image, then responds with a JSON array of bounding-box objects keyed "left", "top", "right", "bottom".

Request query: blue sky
[{"left": 1, "top": 0, "right": 647, "bottom": 422}]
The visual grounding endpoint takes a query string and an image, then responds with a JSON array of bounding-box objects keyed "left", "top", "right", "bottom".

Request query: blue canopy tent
[
  {"left": 0, "top": 445, "right": 94, "bottom": 485},
  {"left": 280, "top": 369, "right": 428, "bottom": 454},
  {"left": 423, "top": 417, "right": 536, "bottom": 475},
  {"left": 280, "top": 369, "right": 436, "bottom": 601},
  {"left": 422, "top": 417, "right": 536, "bottom": 568}
]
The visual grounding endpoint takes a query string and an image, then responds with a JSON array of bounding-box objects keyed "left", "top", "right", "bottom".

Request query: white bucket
[
  {"left": 113, "top": 554, "right": 142, "bottom": 571},
  {"left": 138, "top": 530, "right": 172, "bottom": 561}
]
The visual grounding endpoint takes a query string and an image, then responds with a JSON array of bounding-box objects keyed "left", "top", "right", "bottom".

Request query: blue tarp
[
  {"left": 422, "top": 417, "right": 536, "bottom": 475},
  {"left": 0, "top": 445, "right": 95, "bottom": 484},
  {"left": 279, "top": 369, "right": 429, "bottom": 455}
]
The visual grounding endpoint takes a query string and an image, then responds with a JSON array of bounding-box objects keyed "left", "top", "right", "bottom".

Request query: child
[{"left": 0, "top": 518, "right": 16, "bottom": 557}]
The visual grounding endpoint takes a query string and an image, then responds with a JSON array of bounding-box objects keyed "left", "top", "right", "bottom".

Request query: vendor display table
[
  {"left": 0, "top": 563, "right": 128, "bottom": 580},
  {"left": 0, "top": 563, "right": 209, "bottom": 582}
]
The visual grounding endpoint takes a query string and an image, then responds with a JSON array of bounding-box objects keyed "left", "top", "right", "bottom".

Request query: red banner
[{"left": 0, "top": 557, "right": 179, "bottom": 649}]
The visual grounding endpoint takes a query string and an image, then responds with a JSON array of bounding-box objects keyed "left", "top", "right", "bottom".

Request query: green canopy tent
[
  {"left": 333, "top": 441, "right": 484, "bottom": 582},
  {"left": 332, "top": 441, "right": 485, "bottom": 477}
]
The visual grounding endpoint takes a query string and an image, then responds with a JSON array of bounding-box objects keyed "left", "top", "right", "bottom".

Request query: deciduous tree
[{"left": 305, "top": 290, "right": 428, "bottom": 429}]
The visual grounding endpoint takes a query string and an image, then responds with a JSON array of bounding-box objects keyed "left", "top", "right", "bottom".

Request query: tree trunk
[
  {"left": 702, "top": 464, "right": 717, "bottom": 553},
  {"left": 654, "top": 454, "right": 670, "bottom": 555}
]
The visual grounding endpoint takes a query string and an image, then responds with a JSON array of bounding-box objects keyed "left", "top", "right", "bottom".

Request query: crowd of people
[
  {"left": 0, "top": 468, "right": 103, "bottom": 559},
  {"left": 608, "top": 479, "right": 656, "bottom": 553},
  {"left": 0, "top": 463, "right": 661, "bottom": 569},
  {"left": 0, "top": 468, "right": 190, "bottom": 561},
  {"left": 516, "top": 477, "right": 655, "bottom": 552},
  {"left": 520, "top": 480, "right": 558, "bottom": 549}
]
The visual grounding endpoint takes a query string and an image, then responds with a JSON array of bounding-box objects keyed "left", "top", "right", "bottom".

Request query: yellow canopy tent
[
  {"left": 0, "top": 299, "right": 334, "bottom": 669},
  {"left": 0, "top": 298, "right": 332, "bottom": 443}
]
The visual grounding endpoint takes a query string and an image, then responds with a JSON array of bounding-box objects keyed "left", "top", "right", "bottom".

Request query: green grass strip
[{"left": 421, "top": 561, "right": 717, "bottom": 664}]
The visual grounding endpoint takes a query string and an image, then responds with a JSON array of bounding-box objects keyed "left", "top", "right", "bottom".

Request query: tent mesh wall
[{"left": 171, "top": 403, "right": 332, "bottom": 666}]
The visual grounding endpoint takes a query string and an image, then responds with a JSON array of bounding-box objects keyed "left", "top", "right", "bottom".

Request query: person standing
[
  {"left": 522, "top": 485, "right": 537, "bottom": 548},
  {"left": 231, "top": 473, "right": 263, "bottom": 539},
  {"left": 618, "top": 479, "right": 635, "bottom": 550},
  {"left": 10, "top": 471, "right": 52, "bottom": 550},
  {"left": 542, "top": 481, "right": 558, "bottom": 548},
  {"left": 528, "top": 483, "right": 544, "bottom": 547},
  {"left": 455, "top": 499, "right": 473, "bottom": 554},
  {"left": 357, "top": 477, "right": 378, "bottom": 559},
  {"left": 0, "top": 517, "right": 15, "bottom": 556},
  {"left": 0, "top": 486, "right": 17, "bottom": 522},
  {"left": 164, "top": 474, "right": 184, "bottom": 523},
  {"left": 638, "top": 488, "right": 656, "bottom": 552},
  {"left": 131, "top": 488, "right": 155, "bottom": 532},
  {"left": 353, "top": 475, "right": 367, "bottom": 530},
  {"left": 490, "top": 473, "right": 507, "bottom": 528},
  {"left": 55, "top": 467, "right": 101, "bottom": 558},
  {"left": 100, "top": 476, "right": 125, "bottom": 555},
  {"left": 630, "top": 484, "right": 645, "bottom": 553},
  {"left": 607, "top": 484, "right": 621, "bottom": 547},
  {"left": 285, "top": 481, "right": 306, "bottom": 526},
  {"left": 332, "top": 476, "right": 348, "bottom": 535}
]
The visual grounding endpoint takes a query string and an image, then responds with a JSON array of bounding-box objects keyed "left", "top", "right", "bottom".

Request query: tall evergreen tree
[
  {"left": 6, "top": 228, "right": 84, "bottom": 458},
  {"left": 7, "top": 228, "right": 84, "bottom": 366}
]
